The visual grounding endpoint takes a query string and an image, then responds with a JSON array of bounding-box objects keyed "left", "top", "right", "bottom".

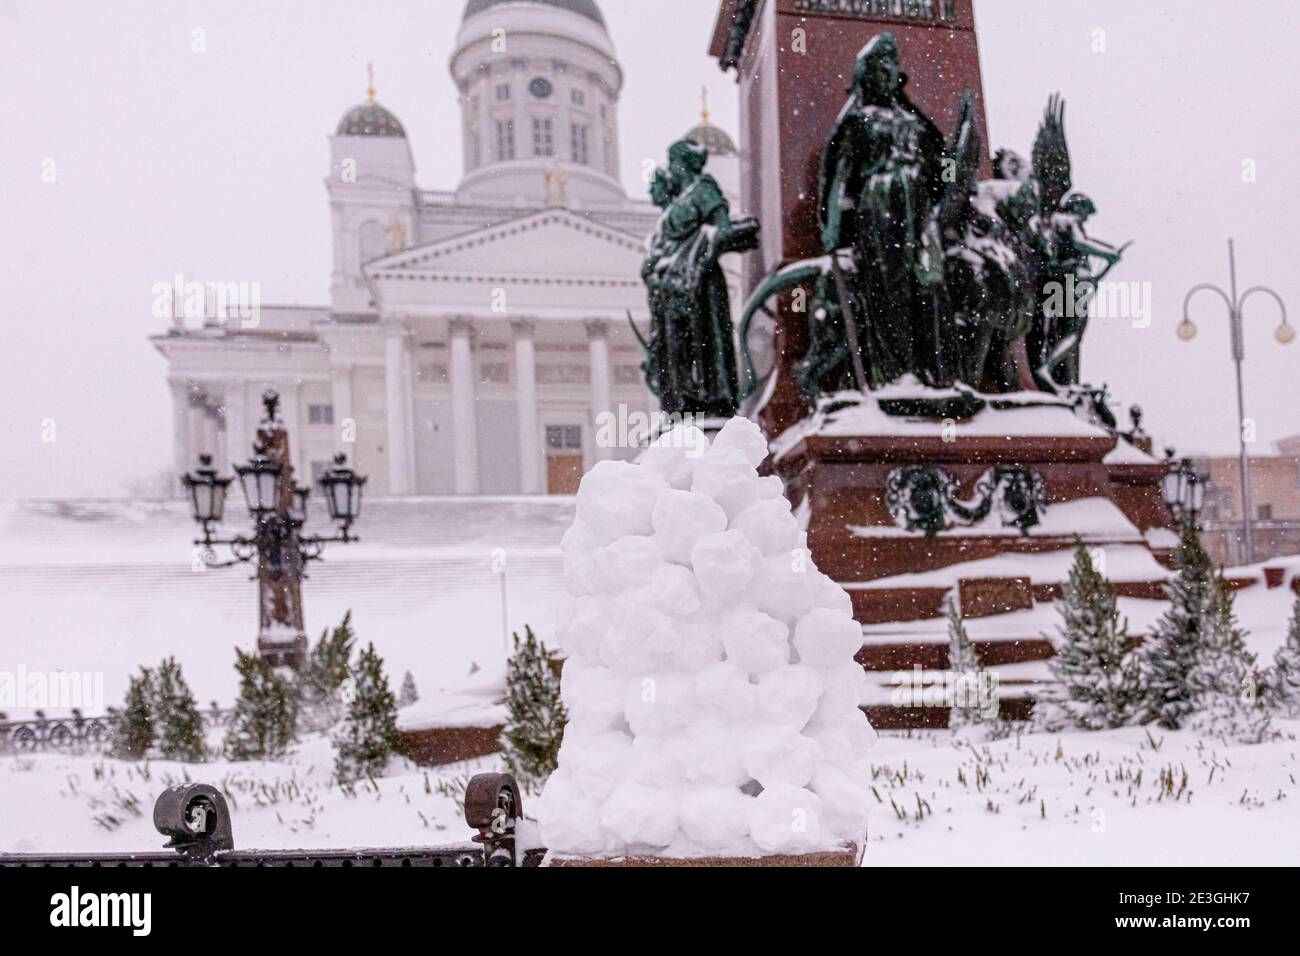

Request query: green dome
[
  {"left": 336, "top": 102, "right": 406, "bottom": 138},
  {"left": 463, "top": 0, "right": 606, "bottom": 29}
]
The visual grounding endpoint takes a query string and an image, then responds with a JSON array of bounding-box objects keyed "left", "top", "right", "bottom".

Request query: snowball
[
  {"left": 643, "top": 614, "right": 723, "bottom": 672},
  {"left": 730, "top": 498, "right": 800, "bottom": 556},
  {"left": 690, "top": 529, "right": 762, "bottom": 597},
  {"left": 813, "top": 571, "right": 855, "bottom": 617},
  {"left": 560, "top": 661, "right": 627, "bottom": 733},
  {"left": 803, "top": 722, "right": 855, "bottom": 767},
  {"left": 743, "top": 724, "right": 821, "bottom": 789},
  {"left": 793, "top": 608, "right": 864, "bottom": 666},
  {"left": 592, "top": 535, "right": 668, "bottom": 595},
  {"left": 640, "top": 423, "right": 710, "bottom": 489},
  {"left": 816, "top": 704, "right": 878, "bottom": 758},
  {"left": 719, "top": 609, "right": 790, "bottom": 676},
  {"left": 692, "top": 446, "right": 768, "bottom": 521},
  {"left": 746, "top": 785, "right": 824, "bottom": 854},
  {"left": 669, "top": 723, "right": 749, "bottom": 787},
  {"left": 561, "top": 519, "right": 599, "bottom": 596},
  {"left": 554, "top": 594, "right": 608, "bottom": 660},
  {"left": 537, "top": 770, "right": 609, "bottom": 856},
  {"left": 810, "top": 765, "right": 869, "bottom": 842},
  {"left": 711, "top": 416, "right": 771, "bottom": 469},
  {"left": 652, "top": 489, "right": 728, "bottom": 565},
  {"left": 623, "top": 671, "right": 695, "bottom": 736},
  {"left": 577, "top": 459, "right": 668, "bottom": 545},
  {"left": 816, "top": 661, "right": 868, "bottom": 716},
  {"left": 751, "top": 554, "right": 819, "bottom": 624},
  {"left": 756, "top": 665, "right": 824, "bottom": 731},
  {"left": 637, "top": 563, "right": 703, "bottom": 619},
  {"left": 554, "top": 729, "right": 633, "bottom": 801},
  {"left": 679, "top": 786, "right": 752, "bottom": 850},
  {"left": 598, "top": 598, "right": 668, "bottom": 674},
  {"left": 599, "top": 781, "right": 680, "bottom": 848},
  {"left": 692, "top": 660, "right": 756, "bottom": 721}
]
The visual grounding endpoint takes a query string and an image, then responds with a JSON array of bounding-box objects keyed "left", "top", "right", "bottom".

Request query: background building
[
  {"left": 1194, "top": 434, "right": 1300, "bottom": 565},
  {"left": 151, "top": 0, "right": 742, "bottom": 497}
]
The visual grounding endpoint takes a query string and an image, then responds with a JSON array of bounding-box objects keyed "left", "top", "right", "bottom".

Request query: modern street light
[
  {"left": 1179, "top": 238, "right": 1291, "bottom": 564},
  {"left": 180, "top": 389, "right": 367, "bottom": 667},
  {"left": 1160, "top": 450, "right": 1206, "bottom": 532}
]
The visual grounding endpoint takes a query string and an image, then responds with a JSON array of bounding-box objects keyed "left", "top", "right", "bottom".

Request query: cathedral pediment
[{"left": 364, "top": 208, "right": 645, "bottom": 282}]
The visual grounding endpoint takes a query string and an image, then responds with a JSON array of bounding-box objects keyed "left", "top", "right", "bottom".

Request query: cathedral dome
[
  {"left": 683, "top": 123, "right": 736, "bottom": 157},
  {"left": 463, "top": 0, "right": 606, "bottom": 29},
  {"left": 336, "top": 101, "right": 406, "bottom": 138}
]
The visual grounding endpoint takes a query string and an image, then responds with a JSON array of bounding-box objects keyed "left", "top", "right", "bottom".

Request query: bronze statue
[
  {"left": 635, "top": 138, "right": 759, "bottom": 418},
  {"left": 819, "top": 33, "right": 955, "bottom": 389},
  {"left": 737, "top": 33, "right": 1128, "bottom": 415}
]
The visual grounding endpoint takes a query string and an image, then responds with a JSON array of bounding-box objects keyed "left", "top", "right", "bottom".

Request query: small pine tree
[
  {"left": 1036, "top": 542, "right": 1141, "bottom": 730},
  {"left": 501, "top": 625, "right": 566, "bottom": 788},
  {"left": 1189, "top": 576, "right": 1272, "bottom": 743},
  {"left": 1269, "top": 595, "right": 1300, "bottom": 715},
  {"left": 224, "top": 649, "right": 297, "bottom": 760},
  {"left": 333, "top": 642, "right": 400, "bottom": 783},
  {"left": 398, "top": 671, "right": 420, "bottom": 708},
  {"left": 110, "top": 668, "right": 155, "bottom": 760},
  {"left": 1140, "top": 524, "right": 1215, "bottom": 729},
  {"left": 945, "top": 598, "right": 988, "bottom": 731},
  {"left": 154, "top": 657, "right": 207, "bottom": 762},
  {"left": 297, "top": 611, "right": 357, "bottom": 733}
]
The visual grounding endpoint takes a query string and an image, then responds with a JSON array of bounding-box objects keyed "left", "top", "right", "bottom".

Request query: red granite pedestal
[{"left": 772, "top": 400, "right": 1179, "bottom": 727}]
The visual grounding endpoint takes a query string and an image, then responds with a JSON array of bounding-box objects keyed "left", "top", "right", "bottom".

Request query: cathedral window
[
  {"left": 496, "top": 120, "right": 516, "bottom": 160},
  {"left": 570, "top": 124, "right": 589, "bottom": 165},
  {"left": 480, "top": 362, "right": 511, "bottom": 385},
  {"left": 308, "top": 404, "right": 334, "bottom": 425},
  {"left": 570, "top": 89, "right": 585, "bottom": 107},
  {"left": 495, "top": 82, "right": 511, "bottom": 102},
  {"left": 532, "top": 118, "right": 555, "bottom": 157}
]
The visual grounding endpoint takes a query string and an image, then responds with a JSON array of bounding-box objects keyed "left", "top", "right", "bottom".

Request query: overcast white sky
[{"left": 1, "top": 0, "right": 1297, "bottom": 498}]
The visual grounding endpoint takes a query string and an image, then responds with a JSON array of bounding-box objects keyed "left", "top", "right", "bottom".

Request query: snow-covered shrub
[
  {"left": 333, "top": 642, "right": 399, "bottom": 783},
  {"left": 224, "top": 649, "right": 297, "bottom": 761},
  {"left": 398, "top": 671, "right": 420, "bottom": 708},
  {"left": 500, "top": 624, "right": 566, "bottom": 791},
  {"left": 110, "top": 668, "right": 155, "bottom": 761},
  {"left": 1187, "top": 577, "right": 1272, "bottom": 743},
  {"left": 1268, "top": 595, "right": 1300, "bottom": 715},
  {"left": 154, "top": 656, "right": 206, "bottom": 762},
  {"left": 536, "top": 417, "right": 875, "bottom": 859},
  {"left": 297, "top": 611, "right": 357, "bottom": 733},
  {"left": 1035, "top": 541, "right": 1141, "bottom": 731},
  {"left": 1139, "top": 525, "right": 1214, "bottom": 729},
  {"left": 946, "top": 597, "right": 989, "bottom": 731}
]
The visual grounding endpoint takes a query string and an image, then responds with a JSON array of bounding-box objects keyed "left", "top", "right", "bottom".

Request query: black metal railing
[{"left": 0, "top": 707, "right": 233, "bottom": 755}]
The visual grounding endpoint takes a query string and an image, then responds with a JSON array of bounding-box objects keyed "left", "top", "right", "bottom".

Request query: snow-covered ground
[
  {"left": 3, "top": 721, "right": 1296, "bottom": 864},
  {"left": 0, "top": 497, "right": 572, "bottom": 719}
]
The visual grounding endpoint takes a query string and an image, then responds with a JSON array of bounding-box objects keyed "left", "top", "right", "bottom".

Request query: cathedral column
[
  {"left": 512, "top": 319, "right": 541, "bottom": 494},
  {"left": 586, "top": 319, "right": 612, "bottom": 461},
  {"left": 224, "top": 381, "right": 248, "bottom": 466},
  {"left": 169, "top": 380, "right": 193, "bottom": 476},
  {"left": 449, "top": 318, "right": 481, "bottom": 494},
  {"left": 384, "top": 321, "right": 415, "bottom": 495},
  {"left": 331, "top": 364, "right": 354, "bottom": 449}
]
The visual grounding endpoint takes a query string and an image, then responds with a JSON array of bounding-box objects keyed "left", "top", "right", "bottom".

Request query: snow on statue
[{"left": 536, "top": 417, "right": 876, "bottom": 860}]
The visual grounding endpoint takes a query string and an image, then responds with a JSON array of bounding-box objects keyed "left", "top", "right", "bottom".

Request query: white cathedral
[{"left": 152, "top": 0, "right": 740, "bottom": 497}]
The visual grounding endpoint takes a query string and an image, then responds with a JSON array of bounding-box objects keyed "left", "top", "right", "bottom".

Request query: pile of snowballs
[{"left": 536, "top": 417, "right": 876, "bottom": 859}]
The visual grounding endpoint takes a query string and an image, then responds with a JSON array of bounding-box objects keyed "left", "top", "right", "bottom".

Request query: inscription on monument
[{"left": 790, "top": 0, "right": 958, "bottom": 25}]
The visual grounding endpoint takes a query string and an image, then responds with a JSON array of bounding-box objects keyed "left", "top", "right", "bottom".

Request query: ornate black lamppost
[
  {"left": 181, "top": 390, "right": 366, "bottom": 667},
  {"left": 1179, "top": 239, "right": 1291, "bottom": 563},
  {"left": 1160, "top": 451, "right": 1206, "bottom": 533}
]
